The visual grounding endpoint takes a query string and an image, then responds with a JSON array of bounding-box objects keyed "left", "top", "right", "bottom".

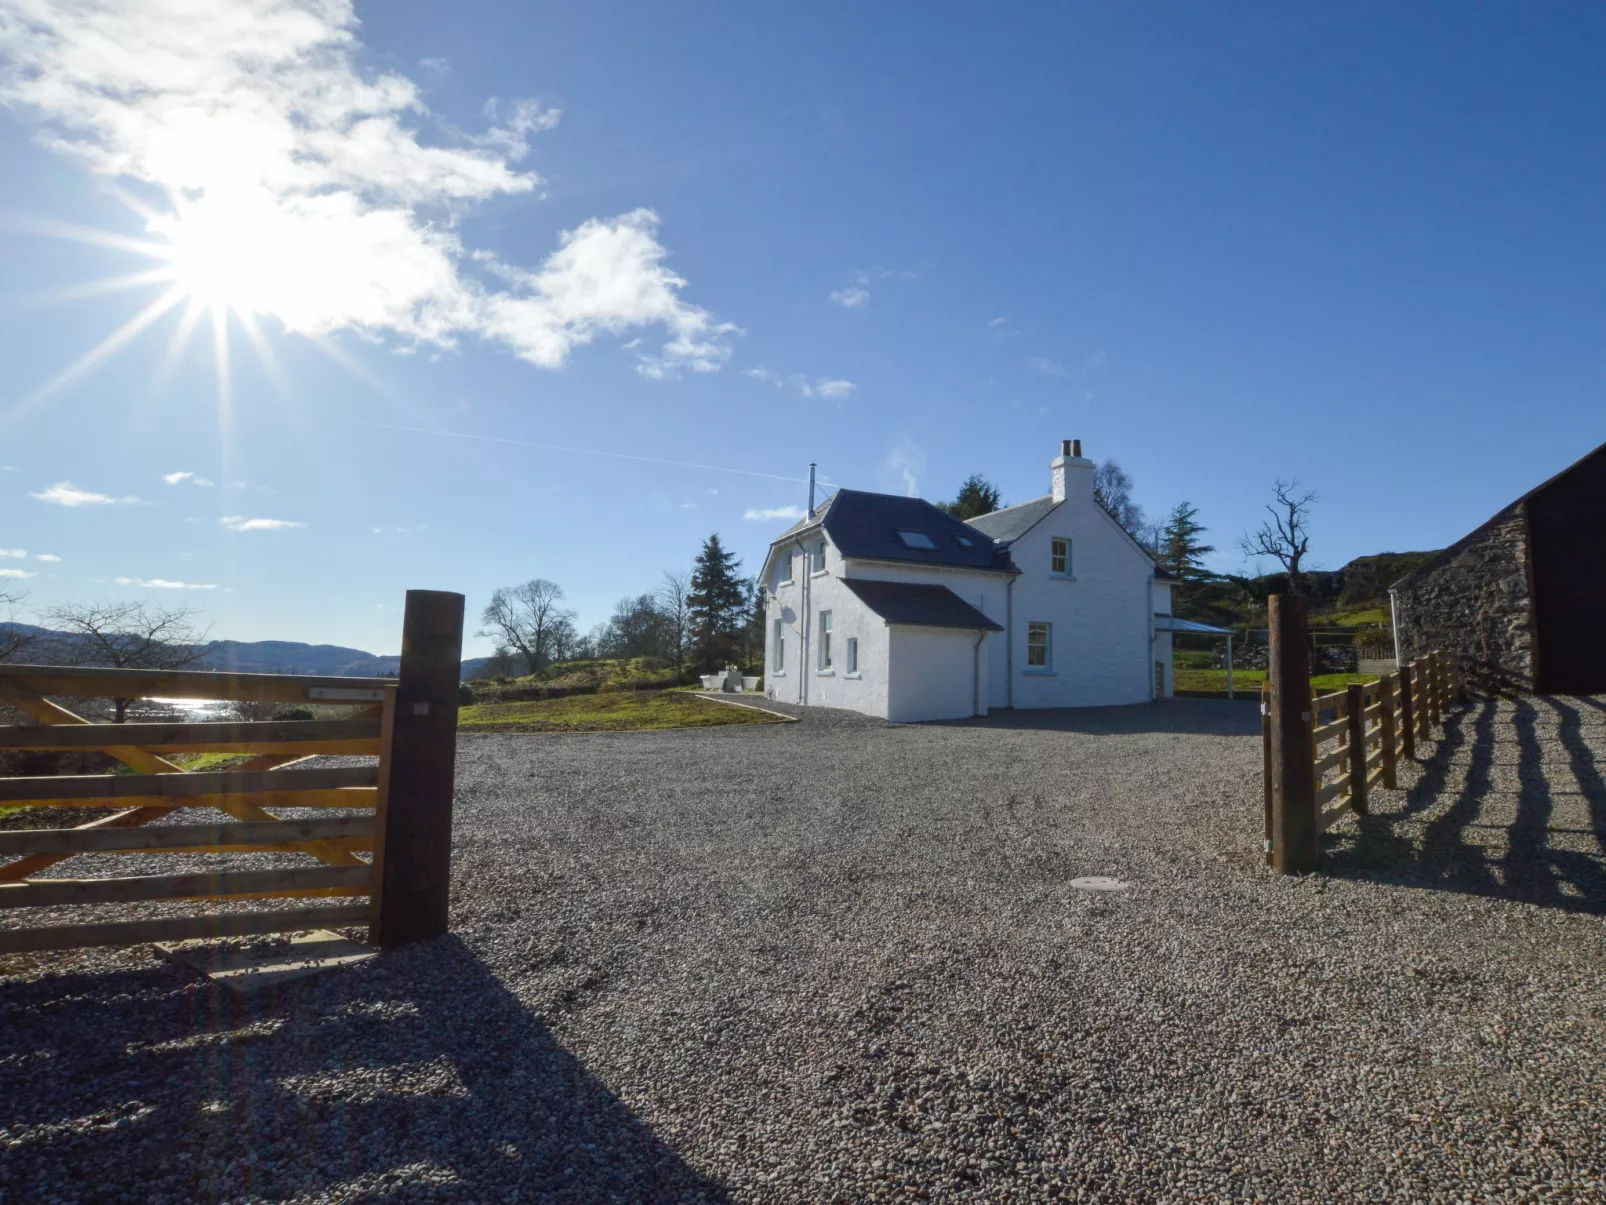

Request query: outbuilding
[{"left": 1390, "top": 438, "right": 1606, "bottom": 694}]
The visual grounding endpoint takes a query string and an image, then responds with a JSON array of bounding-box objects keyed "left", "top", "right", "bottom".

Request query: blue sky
[{"left": 1, "top": 1, "right": 1602, "bottom": 656}]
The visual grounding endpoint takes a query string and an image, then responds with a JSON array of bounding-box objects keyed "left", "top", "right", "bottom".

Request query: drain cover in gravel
[{"left": 1069, "top": 876, "right": 1131, "bottom": 892}]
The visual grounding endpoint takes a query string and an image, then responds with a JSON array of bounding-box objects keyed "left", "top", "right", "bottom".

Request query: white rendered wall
[
  {"left": 885, "top": 626, "right": 988, "bottom": 722},
  {"left": 1001, "top": 469, "right": 1156, "bottom": 709}
]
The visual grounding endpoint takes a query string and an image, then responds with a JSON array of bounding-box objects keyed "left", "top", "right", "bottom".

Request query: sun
[{"left": 148, "top": 190, "right": 302, "bottom": 319}]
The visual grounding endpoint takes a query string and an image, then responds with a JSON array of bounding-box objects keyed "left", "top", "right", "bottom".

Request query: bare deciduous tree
[
  {"left": 0, "top": 586, "right": 29, "bottom": 663},
  {"left": 477, "top": 579, "right": 576, "bottom": 677},
  {"left": 657, "top": 570, "right": 691, "bottom": 683},
  {"left": 44, "top": 600, "right": 210, "bottom": 721},
  {"left": 1092, "top": 458, "right": 1147, "bottom": 538},
  {"left": 1238, "top": 479, "right": 1318, "bottom": 595}
]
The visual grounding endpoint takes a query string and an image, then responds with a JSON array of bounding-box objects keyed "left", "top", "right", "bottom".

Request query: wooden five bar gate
[
  {"left": 0, "top": 589, "right": 464, "bottom": 956},
  {"left": 1261, "top": 594, "right": 1465, "bottom": 873}
]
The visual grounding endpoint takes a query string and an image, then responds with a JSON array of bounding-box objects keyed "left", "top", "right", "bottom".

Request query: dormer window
[{"left": 896, "top": 530, "right": 935, "bottom": 549}]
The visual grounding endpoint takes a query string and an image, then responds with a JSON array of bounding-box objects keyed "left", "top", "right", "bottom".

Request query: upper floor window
[
  {"left": 1050, "top": 537, "right": 1071, "bottom": 576},
  {"left": 1027, "top": 621, "right": 1052, "bottom": 669},
  {"left": 780, "top": 549, "right": 795, "bottom": 583},
  {"left": 811, "top": 541, "right": 828, "bottom": 574}
]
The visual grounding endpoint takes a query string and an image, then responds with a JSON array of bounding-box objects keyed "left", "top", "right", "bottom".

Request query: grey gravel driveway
[{"left": 3, "top": 695, "right": 1605, "bottom": 1203}]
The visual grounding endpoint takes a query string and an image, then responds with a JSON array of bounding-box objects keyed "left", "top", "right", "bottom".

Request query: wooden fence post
[
  {"left": 1261, "top": 681, "right": 1273, "bottom": 867},
  {"left": 1398, "top": 663, "right": 1416, "bottom": 760},
  {"left": 1268, "top": 595, "right": 1317, "bottom": 873},
  {"left": 1345, "top": 682, "right": 1369, "bottom": 816},
  {"left": 371, "top": 590, "right": 465, "bottom": 950},
  {"left": 1379, "top": 673, "right": 1398, "bottom": 790},
  {"left": 1415, "top": 658, "right": 1432, "bottom": 744},
  {"left": 1432, "top": 654, "right": 1446, "bottom": 728}
]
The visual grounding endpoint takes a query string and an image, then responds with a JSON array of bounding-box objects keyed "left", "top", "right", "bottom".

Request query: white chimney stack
[{"left": 1051, "top": 438, "right": 1093, "bottom": 503}]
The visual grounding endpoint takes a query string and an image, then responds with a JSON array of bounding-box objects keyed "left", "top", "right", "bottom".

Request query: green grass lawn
[
  {"left": 458, "top": 689, "right": 786, "bottom": 734},
  {"left": 1173, "top": 668, "right": 1381, "bottom": 696}
]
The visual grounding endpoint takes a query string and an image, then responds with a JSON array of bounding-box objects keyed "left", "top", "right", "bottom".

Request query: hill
[{"left": 1, "top": 625, "right": 481, "bottom": 681}]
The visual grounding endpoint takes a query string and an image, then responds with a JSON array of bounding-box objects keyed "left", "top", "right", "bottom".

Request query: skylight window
[
  {"left": 896, "top": 530, "right": 936, "bottom": 548},
  {"left": 954, "top": 535, "right": 974, "bottom": 547}
]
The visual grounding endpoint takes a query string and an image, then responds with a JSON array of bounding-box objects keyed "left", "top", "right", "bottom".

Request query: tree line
[{"left": 476, "top": 532, "right": 762, "bottom": 681}]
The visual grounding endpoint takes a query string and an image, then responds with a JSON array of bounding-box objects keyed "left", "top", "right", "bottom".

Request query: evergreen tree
[
  {"left": 688, "top": 533, "right": 748, "bottom": 669},
  {"left": 936, "top": 474, "right": 1003, "bottom": 520},
  {"left": 1159, "top": 502, "right": 1216, "bottom": 582}
]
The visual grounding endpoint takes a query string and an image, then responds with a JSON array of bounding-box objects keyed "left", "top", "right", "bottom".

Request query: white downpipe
[
  {"left": 972, "top": 630, "right": 987, "bottom": 717},
  {"left": 800, "top": 546, "right": 811, "bottom": 707},
  {"left": 1005, "top": 576, "right": 1015, "bottom": 708}
]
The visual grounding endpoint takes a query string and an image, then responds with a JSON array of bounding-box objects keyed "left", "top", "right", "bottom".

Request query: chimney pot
[
  {"left": 1061, "top": 439, "right": 1073, "bottom": 456},
  {"left": 1073, "top": 439, "right": 1082, "bottom": 458}
]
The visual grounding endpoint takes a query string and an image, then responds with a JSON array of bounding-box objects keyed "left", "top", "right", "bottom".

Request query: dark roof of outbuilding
[
  {"left": 1390, "top": 437, "right": 1606, "bottom": 591},
  {"left": 840, "top": 579, "right": 1004, "bottom": 631},
  {"left": 775, "top": 489, "right": 1016, "bottom": 572},
  {"left": 963, "top": 495, "right": 1060, "bottom": 543}
]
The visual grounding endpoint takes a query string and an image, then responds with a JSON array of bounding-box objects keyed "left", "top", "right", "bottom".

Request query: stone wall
[{"left": 1392, "top": 503, "right": 1534, "bottom": 689}]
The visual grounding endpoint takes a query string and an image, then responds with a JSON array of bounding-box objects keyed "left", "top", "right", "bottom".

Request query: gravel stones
[{"left": 2, "top": 694, "right": 1605, "bottom": 1202}]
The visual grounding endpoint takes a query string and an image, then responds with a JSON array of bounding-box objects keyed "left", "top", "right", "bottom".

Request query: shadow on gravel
[
  {"left": 1323, "top": 694, "right": 1606, "bottom": 916},
  {"left": 0, "top": 935, "right": 731, "bottom": 1205},
  {"left": 933, "top": 697, "right": 1261, "bottom": 737}
]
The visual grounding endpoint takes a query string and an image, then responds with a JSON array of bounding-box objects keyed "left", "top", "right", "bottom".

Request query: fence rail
[
  {"left": 0, "top": 589, "right": 465, "bottom": 955},
  {"left": 1262, "top": 593, "right": 1465, "bottom": 873}
]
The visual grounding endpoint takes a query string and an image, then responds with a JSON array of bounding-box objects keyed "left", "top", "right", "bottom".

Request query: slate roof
[
  {"left": 963, "top": 495, "right": 1060, "bottom": 543},
  {"left": 775, "top": 489, "right": 1016, "bottom": 572},
  {"left": 840, "top": 579, "right": 1004, "bottom": 632}
]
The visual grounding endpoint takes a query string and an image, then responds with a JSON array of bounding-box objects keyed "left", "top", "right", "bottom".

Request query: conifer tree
[
  {"left": 1159, "top": 502, "right": 1216, "bottom": 582},
  {"left": 936, "top": 474, "right": 1002, "bottom": 520},
  {"left": 688, "top": 533, "right": 747, "bottom": 669}
]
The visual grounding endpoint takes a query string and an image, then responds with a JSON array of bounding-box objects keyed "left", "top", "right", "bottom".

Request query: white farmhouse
[{"left": 760, "top": 440, "right": 1181, "bottom": 722}]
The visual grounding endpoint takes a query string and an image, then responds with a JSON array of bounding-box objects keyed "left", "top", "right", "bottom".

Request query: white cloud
[
  {"left": 35, "top": 553, "right": 61, "bottom": 562},
  {"left": 0, "top": 549, "right": 24, "bottom": 558},
  {"left": 706, "top": 488, "right": 719, "bottom": 496},
  {"left": 114, "top": 576, "right": 216, "bottom": 589},
  {"left": 679, "top": 501, "right": 696, "bottom": 510},
  {"left": 886, "top": 440, "right": 926, "bottom": 498},
  {"left": 987, "top": 316, "right": 1010, "bottom": 328},
  {"left": 162, "top": 470, "right": 215, "bottom": 487},
  {"left": 743, "top": 505, "right": 805, "bottom": 521},
  {"left": 220, "top": 516, "right": 305, "bottom": 532},
  {"left": 1028, "top": 357, "right": 1067, "bottom": 377},
  {"left": 31, "top": 481, "right": 140, "bottom": 506},
  {"left": 0, "top": 568, "right": 35, "bottom": 579},
  {"left": 0, "top": 0, "right": 733, "bottom": 379},
  {"left": 747, "top": 369, "right": 856, "bottom": 400},
  {"left": 829, "top": 266, "right": 913, "bottom": 309},
  {"left": 0, "top": 465, "right": 17, "bottom": 472}
]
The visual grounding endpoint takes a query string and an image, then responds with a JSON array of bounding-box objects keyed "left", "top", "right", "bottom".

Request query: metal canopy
[{"left": 1154, "top": 613, "right": 1239, "bottom": 698}]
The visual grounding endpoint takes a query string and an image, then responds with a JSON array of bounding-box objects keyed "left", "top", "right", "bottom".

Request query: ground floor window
[
  {"left": 773, "top": 619, "right": 785, "bottom": 671},
  {"left": 818, "top": 610, "right": 833, "bottom": 670},
  {"left": 1027, "top": 621, "right": 1051, "bottom": 668},
  {"left": 846, "top": 636, "right": 858, "bottom": 674}
]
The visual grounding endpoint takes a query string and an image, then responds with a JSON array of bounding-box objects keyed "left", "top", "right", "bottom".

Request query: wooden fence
[
  {"left": 1262, "top": 593, "right": 1465, "bottom": 873},
  {"left": 0, "top": 589, "right": 464, "bottom": 955}
]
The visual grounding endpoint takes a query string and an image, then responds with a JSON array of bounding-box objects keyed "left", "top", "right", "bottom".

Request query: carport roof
[{"left": 841, "top": 579, "right": 1004, "bottom": 632}]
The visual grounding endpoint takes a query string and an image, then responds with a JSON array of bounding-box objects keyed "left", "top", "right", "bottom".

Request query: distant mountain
[{"left": 2, "top": 625, "right": 482, "bottom": 680}]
